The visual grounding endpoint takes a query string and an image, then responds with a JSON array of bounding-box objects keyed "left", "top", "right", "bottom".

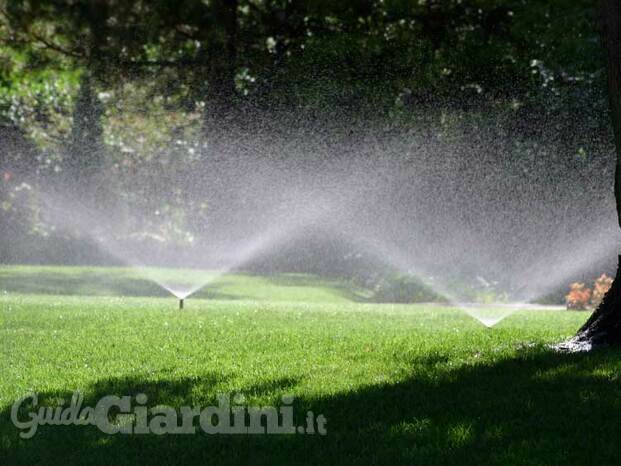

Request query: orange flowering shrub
[
  {"left": 591, "top": 273, "right": 613, "bottom": 309},
  {"left": 565, "top": 282, "right": 592, "bottom": 310}
]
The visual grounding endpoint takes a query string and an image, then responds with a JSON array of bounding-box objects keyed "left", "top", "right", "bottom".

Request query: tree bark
[
  {"left": 65, "top": 0, "right": 108, "bottom": 176},
  {"left": 203, "top": 0, "right": 239, "bottom": 134},
  {"left": 66, "top": 70, "right": 104, "bottom": 180},
  {"left": 563, "top": 0, "right": 621, "bottom": 349}
]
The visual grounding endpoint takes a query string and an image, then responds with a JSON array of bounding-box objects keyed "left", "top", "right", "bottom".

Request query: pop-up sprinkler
[{"left": 158, "top": 284, "right": 203, "bottom": 310}]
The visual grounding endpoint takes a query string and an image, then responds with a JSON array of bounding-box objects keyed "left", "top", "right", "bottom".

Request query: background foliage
[{"left": 0, "top": 1, "right": 611, "bottom": 297}]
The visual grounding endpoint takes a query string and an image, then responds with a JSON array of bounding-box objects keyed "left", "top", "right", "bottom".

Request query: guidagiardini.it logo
[{"left": 11, "top": 392, "right": 327, "bottom": 439}]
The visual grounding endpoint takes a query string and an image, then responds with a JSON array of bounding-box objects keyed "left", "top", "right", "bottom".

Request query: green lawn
[
  {"left": 0, "top": 264, "right": 372, "bottom": 302},
  {"left": 2, "top": 266, "right": 621, "bottom": 465}
]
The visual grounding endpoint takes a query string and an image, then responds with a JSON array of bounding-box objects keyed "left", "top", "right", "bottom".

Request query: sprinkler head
[{"left": 179, "top": 298, "right": 184, "bottom": 310}]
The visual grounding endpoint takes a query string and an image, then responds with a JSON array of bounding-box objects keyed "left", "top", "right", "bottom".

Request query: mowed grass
[
  {"left": 0, "top": 264, "right": 371, "bottom": 302},
  {"left": 2, "top": 266, "right": 621, "bottom": 465}
]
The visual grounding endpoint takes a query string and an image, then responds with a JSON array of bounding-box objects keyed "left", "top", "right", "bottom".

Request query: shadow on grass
[
  {"left": 0, "top": 268, "right": 280, "bottom": 301},
  {"left": 3, "top": 348, "right": 621, "bottom": 465},
  {"left": 0, "top": 270, "right": 168, "bottom": 298},
  {"left": 0, "top": 267, "right": 372, "bottom": 302}
]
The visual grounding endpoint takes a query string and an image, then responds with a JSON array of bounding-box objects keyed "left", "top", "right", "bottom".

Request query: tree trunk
[
  {"left": 66, "top": 70, "right": 105, "bottom": 181},
  {"left": 203, "top": 0, "right": 239, "bottom": 135},
  {"left": 562, "top": 0, "right": 621, "bottom": 349},
  {"left": 63, "top": 0, "right": 108, "bottom": 201}
]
